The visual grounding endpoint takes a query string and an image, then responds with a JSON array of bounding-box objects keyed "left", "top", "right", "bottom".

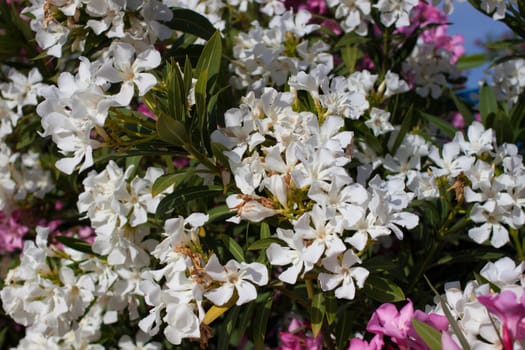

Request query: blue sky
[{"left": 447, "top": 2, "right": 509, "bottom": 88}]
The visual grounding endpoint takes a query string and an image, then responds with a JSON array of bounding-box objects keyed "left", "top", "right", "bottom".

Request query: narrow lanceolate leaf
[
  {"left": 253, "top": 293, "right": 273, "bottom": 350},
  {"left": 203, "top": 296, "right": 237, "bottom": 325},
  {"left": 420, "top": 112, "right": 457, "bottom": 138},
  {"left": 412, "top": 319, "right": 442, "bottom": 350},
  {"left": 311, "top": 292, "right": 326, "bottom": 337},
  {"left": 157, "top": 115, "right": 188, "bottom": 146},
  {"left": 151, "top": 172, "right": 192, "bottom": 197},
  {"left": 325, "top": 294, "right": 337, "bottom": 325},
  {"left": 54, "top": 236, "right": 96, "bottom": 255},
  {"left": 219, "top": 234, "right": 245, "bottom": 262},
  {"left": 456, "top": 53, "right": 487, "bottom": 70},
  {"left": 260, "top": 222, "right": 271, "bottom": 239},
  {"left": 195, "top": 31, "right": 222, "bottom": 86},
  {"left": 156, "top": 185, "right": 223, "bottom": 217},
  {"left": 449, "top": 91, "right": 474, "bottom": 125},
  {"left": 479, "top": 85, "right": 498, "bottom": 123},
  {"left": 362, "top": 275, "right": 405, "bottom": 302},
  {"left": 207, "top": 204, "right": 235, "bottom": 223},
  {"left": 165, "top": 8, "right": 216, "bottom": 40},
  {"left": 247, "top": 237, "right": 285, "bottom": 251}
]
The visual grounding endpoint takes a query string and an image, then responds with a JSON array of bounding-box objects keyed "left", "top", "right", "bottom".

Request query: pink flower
[
  {"left": 0, "top": 209, "right": 29, "bottom": 253},
  {"left": 277, "top": 318, "right": 323, "bottom": 350},
  {"left": 366, "top": 301, "right": 414, "bottom": 345},
  {"left": 348, "top": 334, "right": 384, "bottom": 350},
  {"left": 398, "top": 1, "right": 464, "bottom": 63},
  {"left": 478, "top": 290, "right": 525, "bottom": 350},
  {"left": 365, "top": 300, "right": 448, "bottom": 350},
  {"left": 137, "top": 103, "right": 157, "bottom": 120}
]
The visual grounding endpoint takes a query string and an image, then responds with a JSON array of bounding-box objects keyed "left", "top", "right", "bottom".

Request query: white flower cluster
[
  {"left": 402, "top": 41, "right": 459, "bottom": 99},
  {"left": 490, "top": 58, "right": 525, "bottom": 107},
  {"left": 24, "top": 0, "right": 165, "bottom": 175},
  {"left": 24, "top": 0, "right": 172, "bottom": 58},
  {"left": 327, "top": 0, "right": 418, "bottom": 35},
  {"left": 37, "top": 44, "right": 160, "bottom": 174},
  {"left": 77, "top": 160, "right": 170, "bottom": 266},
  {"left": 1, "top": 225, "right": 163, "bottom": 349},
  {"left": 0, "top": 68, "right": 54, "bottom": 209},
  {"left": 229, "top": 9, "right": 333, "bottom": 91},
  {"left": 383, "top": 121, "right": 525, "bottom": 248},
  {"left": 428, "top": 256, "right": 525, "bottom": 349},
  {"left": 212, "top": 68, "right": 417, "bottom": 300},
  {"left": 139, "top": 214, "right": 268, "bottom": 344}
]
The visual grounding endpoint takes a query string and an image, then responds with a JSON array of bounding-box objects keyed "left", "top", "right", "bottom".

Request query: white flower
[
  {"left": 454, "top": 121, "right": 494, "bottom": 156},
  {"left": 163, "top": 303, "right": 201, "bottom": 345},
  {"left": 479, "top": 257, "right": 524, "bottom": 287},
  {"left": 318, "top": 250, "right": 369, "bottom": 299},
  {"left": 204, "top": 254, "right": 268, "bottom": 306},
  {"left": 293, "top": 205, "right": 346, "bottom": 263},
  {"left": 98, "top": 43, "right": 161, "bottom": 106},
  {"left": 429, "top": 142, "right": 475, "bottom": 178},
  {"left": 384, "top": 71, "right": 409, "bottom": 97},
  {"left": 365, "top": 108, "right": 394, "bottom": 136},
  {"left": 226, "top": 194, "right": 276, "bottom": 224},
  {"left": 375, "top": 0, "right": 419, "bottom": 28},
  {"left": 480, "top": 0, "right": 516, "bottom": 19},
  {"left": 266, "top": 228, "right": 314, "bottom": 284},
  {"left": 326, "top": 0, "right": 371, "bottom": 35},
  {"left": 468, "top": 203, "right": 510, "bottom": 248},
  {"left": 118, "top": 331, "right": 162, "bottom": 350}
]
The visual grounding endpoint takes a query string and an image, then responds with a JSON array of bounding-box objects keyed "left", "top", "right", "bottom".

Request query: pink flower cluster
[
  {"left": 349, "top": 300, "right": 448, "bottom": 350},
  {"left": 0, "top": 209, "right": 29, "bottom": 253},
  {"left": 277, "top": 318, "right": 323, "bottom": 350},
  {"left": 400, "top": 1, "right": 464, "bottom": 64}
]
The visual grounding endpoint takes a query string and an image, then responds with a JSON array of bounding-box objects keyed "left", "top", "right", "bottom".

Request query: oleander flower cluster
[{"left": 0, "top": 0, "right": 524, "bottom": 349}]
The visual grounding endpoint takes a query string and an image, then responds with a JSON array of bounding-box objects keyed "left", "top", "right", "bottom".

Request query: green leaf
[
  {"left": 168, "top": 61, "right": 186, "bottom": 122},
  {"left": 325, "top": 294, "right": 337, "bottom": 325},
  {"left": 449, "top": 91, "right": 474, "bottom": 125},
  {"left": 233, "top": 302, "right": 256, "bottom": 346},
  {"left": 195, "top": 31, "right": 222, "bottom": 87},
  {"left": 341, "top": 46, "right": 359, "bottom": 72},
  {"left": 151, "top": 172, "right": 192, "bottom": 197},
  {"left": 493, "top": 112, "right": 514, "bottom": 144},
  {"left": 391, "top": 105, "right": 414, "bottom": 154},
  {"left": 335, "top": 307, "right": 353, "bottom": 350},
  {"left": 54, "top": 236, "right": 96, "bottom": 255},
  {"left": 425, "top": 276, "right": 471, "bottom": 350},
  {"left": 165, "top": 8, "right": 216, "bottom": 40},
  {"left": 183, "top": 56, "right": 193, "bottom": 97},
  {"left": 253, "top": 293, "right": 273, "bottom": 350},
  {"left": 260, "top": 222, "right": 271, "bottom": 239},
  {"left": 479, "top": 85, "right": 498, "bottom": 123},
  {"left": 207, "top": 204, "right": 234, "bottom": 223},
  {"left": 420, "top": 112, "right": 457, "bottom": 138},
  {"left": 247, "top": 237, "right": 285, "bottom": 251},
  {"left": 311, "top": 292, "right": 325, "bottom": 337},
  {"left": 0, "top": 327, "right": 7, "bottom": 349},
  {"left": 219, "top": 234, "right": 245, "bottom": 262},
  {"left": 157, "top": 116, "right": 189, "bottom": 146},
  {"left": 412, "top": 319, "right": 442, "bottom": 350},
  {"left": 362, "top": 275, "right": 405, "bottom": 302},
  {"left": 211, "top": 141, "right": 230, "bottom": 167},
  {"left": 156, "top": 185, "right": 223, "bottom": 217},
  {"left": 456, "top": 53, "right": 487, "bottom": 71},
  {"left": 218, "top": 305, "right": 240, "bottom": 349},
  {"left": 195, "top": 69, "right": 208, "bottom": 125}
]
